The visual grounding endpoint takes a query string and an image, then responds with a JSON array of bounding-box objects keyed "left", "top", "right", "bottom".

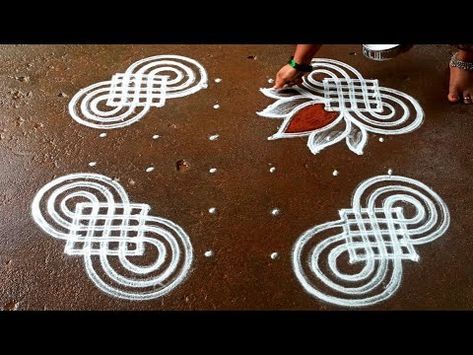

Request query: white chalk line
[
  {"left": 69, "top": 55, "right": 208, "bottom": 130},
  {"left": 257, "top": 58, "right": 424, "bottom": 155},
  {"left": 292, "top": 175, "right": 450, "bottom": 307},
  {"left": 31, "top": 173, "right": 193, "bottom": 301}
]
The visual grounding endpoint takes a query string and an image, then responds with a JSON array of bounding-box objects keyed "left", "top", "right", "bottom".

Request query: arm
[{"left": 273, "top": 44, "right": 322, "bottom": 89}]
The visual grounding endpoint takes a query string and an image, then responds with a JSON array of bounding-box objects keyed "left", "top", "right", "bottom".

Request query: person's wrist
[
  {"left": 288, "top": 57, "right": 313, "bottom": 72},
  {"left": 292, "top": 55, "right": 312, "bottom": 65}
]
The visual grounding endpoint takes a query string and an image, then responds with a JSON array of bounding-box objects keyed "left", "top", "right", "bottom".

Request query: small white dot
[
  {"left": 268, "top": 78, "right": 274, "bottom": 84},
  {"left": 204, "top": 250, "right": 214, "bottom": 257},
  {"left": 269, "top": 167, "right": 276, "bottom": 173},
  {"left": 145, "top": 166, "right": 155, "bottom": 173},
  {"left": 88, "top": 161, "right": 97, "bottom": 167},
  {"left": 209, "top": 134, "right": 219, "bottom": 141},
  {"left": 209, "top": 168, "right": 217, "bottom": 174},
  {"left": 99, "top": 132, "right": 107, "bottom": 138},
  {"left": 152, "top": 134, "right": 160, "bottom": 140},
  {"left": 214, "top": 78, "right": 222, "bottom": 83},
  {"left": 270, "top": 252, "right": 279, "bottom": 260},
  {"left": 379, "top": 137, "right": 384, "bottom": 142},
  {"left": 388, "top": 169, "right": 393, "bottom": 175},
  {"left": 271, "top": 208, "right": 281, "bottom": 216},
  {"left": 208, "top": 207, "right": 217, "bottom": 214},
  {"left": 332, "top": 170, "right": 339, "bottom": 176},
  {"left": 213, "top": 104, "right": 220, "bottom": 109}
]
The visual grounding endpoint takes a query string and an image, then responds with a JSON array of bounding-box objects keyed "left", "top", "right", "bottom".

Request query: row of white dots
[
  {"left": 98, "top": 133, "right": 219, "bottom": 140},
  {"left": 206, "top": 80, "right": 276, "bottom": 264},
  {"left": 203, "top": 250, "right": 279, "bottom": 260},
  {"left": 86, "top": 160, "right": 396, "bottom": 215}
]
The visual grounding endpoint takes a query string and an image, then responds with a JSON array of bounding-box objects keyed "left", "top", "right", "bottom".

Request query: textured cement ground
[{"left": 0, "top": 44, "right": 471, "bottom": 310}]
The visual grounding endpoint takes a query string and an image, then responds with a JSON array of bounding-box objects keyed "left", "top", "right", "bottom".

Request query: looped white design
[
  {"left": 258, "top": 58, "right": 424, "bottom": 155},
  {"left": 69, "top": 55, "right": 208, "bottom": 129},
  {"left": 31, "top": 173, "right": 193, "bottom": 300},
  {"left": 292, "top": 175, "right": 450, "bottom": 307}
]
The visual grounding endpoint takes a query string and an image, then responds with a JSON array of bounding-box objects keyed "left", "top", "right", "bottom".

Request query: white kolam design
[
  {"left": 293, "top": 175, "right": 450, "bottom": 307},
  {"left": 258, "top": 58, "right": 424, "bottom": 155},
  {"left": 31, "top": 173, "right": 193, "bottom": 300},
  {"left": 69, "top": 55, "right": 208, "bottom": 129}
]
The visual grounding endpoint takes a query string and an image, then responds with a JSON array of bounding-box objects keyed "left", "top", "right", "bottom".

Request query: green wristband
[{"left": 288, "top": 57, "right": 313, "bottom": 72}]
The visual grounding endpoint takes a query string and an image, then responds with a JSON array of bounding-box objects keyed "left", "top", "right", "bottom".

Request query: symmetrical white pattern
[
  {"left": 293, "top": 175, "right": 450, "bottom": 307},
  {"left": 69, "top": 55, "right": 208, "bottom": 129},
  {"left": 31, "top": 173, "right": 193, "bottom": 300},
  {"left": 323, "top": 78, "right": 383, "bottom": 113},
  {"left": 258, "top": 58, "right": 424, "bottom": 155}
]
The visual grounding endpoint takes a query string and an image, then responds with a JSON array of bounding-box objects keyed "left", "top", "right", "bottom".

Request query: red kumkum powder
[{"left": 285, "top": 103, "right": 339, "bottom": 133}]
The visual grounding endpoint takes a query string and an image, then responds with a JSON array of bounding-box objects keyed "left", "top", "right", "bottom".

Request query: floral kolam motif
[{"left": 258, "top": 58, "right": 424, "bottom": 155}]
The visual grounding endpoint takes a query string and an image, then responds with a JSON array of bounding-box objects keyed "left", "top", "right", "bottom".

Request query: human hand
[{"left": 273, "top": 64, "right": 304, "bottom": 89}]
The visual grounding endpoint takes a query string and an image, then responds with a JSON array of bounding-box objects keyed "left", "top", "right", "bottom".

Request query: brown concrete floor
[{"left": 0, "top": 44, "right": 471, "bottom": 310}]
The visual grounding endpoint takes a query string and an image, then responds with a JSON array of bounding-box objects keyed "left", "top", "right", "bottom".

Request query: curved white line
[
  {"left": 292, "top": 174, "right": 449, "bottom": 307},
  {"left": 69, "top": 55, "right": 208, "bottom": 130},
  {"left": 258, "top": 58, "right": 424, "bottom": 156},
  {"left": 31, "top": 173, "right": 193, "bottom": 301}
]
